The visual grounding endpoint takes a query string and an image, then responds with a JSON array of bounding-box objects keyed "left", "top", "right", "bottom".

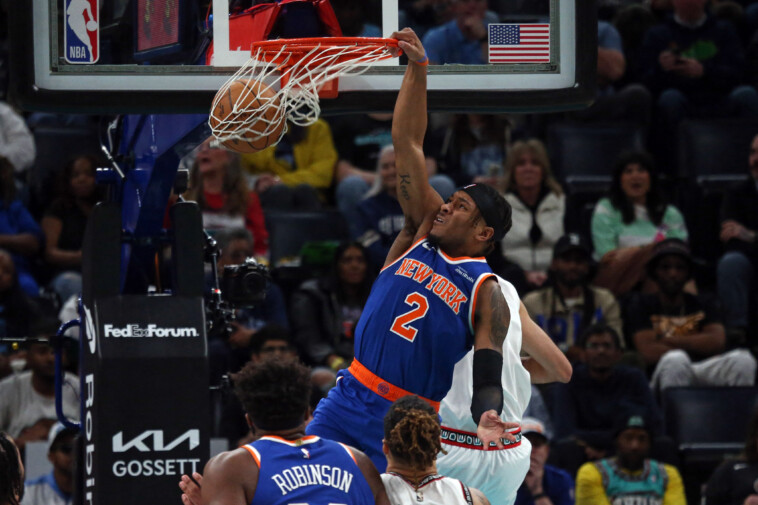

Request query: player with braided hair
[
  {"left": 382, "top": 395, "right": 490, "bottom": 505},
  {"left": 0, "top": 432, "right": 23, "bottom": 505}
]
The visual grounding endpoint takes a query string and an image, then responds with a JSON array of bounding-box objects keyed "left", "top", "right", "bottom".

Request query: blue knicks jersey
[
  {"left": 354, "top": 237, "right": 494, "bottom": 401},
  {"left": 245, "top": 436, "right": 374, "bottom": 505}
]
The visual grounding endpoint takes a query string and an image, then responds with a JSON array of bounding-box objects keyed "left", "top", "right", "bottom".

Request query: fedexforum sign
[{"left": 103, "top": 324, "right": 199, "bottom": 338}]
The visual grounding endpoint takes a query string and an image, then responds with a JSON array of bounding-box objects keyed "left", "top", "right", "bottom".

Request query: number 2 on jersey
[{"left": 390, "top": 292, "right": 429, "bottom": 342}]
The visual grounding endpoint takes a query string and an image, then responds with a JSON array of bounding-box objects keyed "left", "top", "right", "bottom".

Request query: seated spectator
[
  {"left": 591, "top": 151, "right": 687, "bottom": 296},
  {"left": 500, "top": 139, "right": 565, "bottom": 290},
  {"left": 332, "top": 117, "right": 454, "bottom": 217},
  {"left": 638, "top": 0, "right": 758, "bottom": 166},
  {"left": 22, "top": 422, "right": 75, "bottom": 505},
  {"left": 41, "top": 154, "right": 101, "bottom": 304},
  {"left": 349, "top": 145, "right": 405, "bottom": 269},
  {"left": 206, "top": 228, "right": 287, "bottom": 384},
  {"left": 524, "top": 234, "right": 624, "bottom": 362},
  {"left": 290, "top": 241, "right": 374, "bottom": 373},
  {"left": 0, "top": 250, "right": 43, "bottom": 339},
  {"left": 626, "top": 238, "right": 757, "bottom": 390},
  {"left": 572, "top": 21, "right": 652, "bottom": 125},
  {"left": 422, "top": 0, "right": 497, "bottom": 65},
  {"left": 549, "top": 324, "right": 666, "bottom": 478},
  {"left": 185, "top": 138, "right": 268, "bottom": 257},
  {"left": 575, "top": 414, "right": 686, "bottom": 505},
  {"left": 0, "top": 432, "right": 24, "bottom": 505},
  {"left": 241, "top": 121, "right": 337, "bottom": 211},
  {"left": 717, "top": 132, "right": 758, "bottom": 344},
  {"left": 703, "top": 404, "right": 758, "bottom": 505},
  {"left": 0, "top": 157, "right": 42, "bottom": 297},
  {"left": 515, "top": 417, "right": 575, "bottom": 505},
  {"left": 0, "top": 101, "right": 35, "bottom": 178},
  {"left": 430, "top": 114, "right": 508, "bottom": 187},
  {"left": 0, "top": 320, "right": 79, "bottom": 450}
]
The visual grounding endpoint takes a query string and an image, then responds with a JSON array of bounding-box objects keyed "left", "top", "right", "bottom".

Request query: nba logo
[{"left": 64, "top": 0, "right": 99, "bottom": 63}]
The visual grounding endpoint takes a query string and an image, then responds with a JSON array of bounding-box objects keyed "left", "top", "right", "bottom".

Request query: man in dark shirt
[
  {"left": 717, "top": 133, "right": 758, "bottom": 343},
  {"left": 549, "top": 323, "right": 665, "bottom": 477},
  {"left": 627, "top": 238, "right": 756, "bottom": 391}
]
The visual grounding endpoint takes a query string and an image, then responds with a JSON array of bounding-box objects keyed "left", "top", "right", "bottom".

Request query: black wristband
[{"left": 470, "top": 349, "right": 503, "bottom": 423}]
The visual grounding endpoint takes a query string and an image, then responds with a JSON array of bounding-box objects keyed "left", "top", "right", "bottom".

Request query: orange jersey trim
[
  {"left": 381, "top": 235, "right": 429, "bottom": 273},
  {"left": 438, "top": 248, "right": 487, "bottom": 263},
  {"left": 242, "top": 445, "right": 261, "bottom": 467},
  {"left": 348, "top": 359, "right": 440, "bottom": 411}
]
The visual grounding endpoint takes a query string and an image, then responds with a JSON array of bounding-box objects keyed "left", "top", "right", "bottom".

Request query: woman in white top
[
  {"left": 500, "top": 139, "right": 565, "bottom": 290},
  {"left": 382, "top": 396, "right": 490, "bottom": 505}
]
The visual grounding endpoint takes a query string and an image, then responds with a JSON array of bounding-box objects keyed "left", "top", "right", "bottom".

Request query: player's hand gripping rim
[
  {"left": 477, "top": 410, "right": 520, "bottom": 451},
  {"left": 389, "top": 28, "right": 427, "bottom": 64}
]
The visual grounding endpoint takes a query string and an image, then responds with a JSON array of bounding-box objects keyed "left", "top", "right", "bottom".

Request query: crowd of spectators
[{"left": 2, "top": 0, "right": 758, "bottom": 502}]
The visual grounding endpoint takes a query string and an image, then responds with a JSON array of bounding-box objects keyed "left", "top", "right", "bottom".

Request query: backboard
[{"left": 10, "top": 0, "right": 596, "bottom": 114}]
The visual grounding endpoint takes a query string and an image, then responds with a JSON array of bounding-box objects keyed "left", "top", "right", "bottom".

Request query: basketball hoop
[{"left": 209, "top": 37, "right": 399, "bottom": 150}]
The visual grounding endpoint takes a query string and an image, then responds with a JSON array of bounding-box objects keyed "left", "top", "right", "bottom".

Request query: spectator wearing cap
[
  {"left": 548, "top": 324, "right": 667, "bottom": 479},
  {"left": 524, "top": 234, "right": 623, "bottom": 362},
  {"left": 576, "top": 414, "right": 686, "bottom": 505},
  {"left": 515, "top": 417, "right": 575, "bottom": 505},
  {"left": 21, "top": 422, "right": 75, "bottom": 505},
  {"left": 0, "top": 320, "right": 79, "bottom": 450},
  {"left": 626, "top": 238, "right": 757, "bottom": 390}
]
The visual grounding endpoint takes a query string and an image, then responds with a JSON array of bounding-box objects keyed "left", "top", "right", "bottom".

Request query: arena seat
[
  {"left": 677, "top": 118, "right": 758, "bottom": 184},
  {"left": 662, "top": 386, "right": 758, "bottom": 503},
  {"left": 265, "top": 209, "right": 350, "bottom": 267},
  {"left": 546, "top": 121, "right": 645, "bottom": 189}
]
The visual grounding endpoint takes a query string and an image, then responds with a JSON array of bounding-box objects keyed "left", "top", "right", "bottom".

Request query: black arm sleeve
[{"left": 470, "top": 349, "right": 504, "bottom": 424}]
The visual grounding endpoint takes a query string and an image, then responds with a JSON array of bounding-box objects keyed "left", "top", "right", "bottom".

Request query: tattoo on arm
[
  {"left": 489, "top": 287, "right": 510, "bottom": 348},
  {"left": 399, "top": 174, "right": 411, "bottom": 201}
]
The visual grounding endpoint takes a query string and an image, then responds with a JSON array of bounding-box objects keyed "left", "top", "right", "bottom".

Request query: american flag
[{"left": 488, "top": 23, "right": 550, "bottom": 63}]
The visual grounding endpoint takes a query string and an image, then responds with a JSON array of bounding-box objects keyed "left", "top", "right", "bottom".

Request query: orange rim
[{"left": 251, "top": 37, "right": 400, "bottom": 64}]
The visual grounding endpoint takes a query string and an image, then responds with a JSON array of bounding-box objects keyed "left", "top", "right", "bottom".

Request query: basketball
[
  {"left": 209, "top": 79, "right": 285, "bottom": 154},
  {"left": 86, "top": 20, "right": 97, "bottom": 31}
]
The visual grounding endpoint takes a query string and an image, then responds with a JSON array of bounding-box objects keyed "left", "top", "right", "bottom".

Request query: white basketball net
[{"left": 209, "top": 39, "right": 397, "bottom": 148}]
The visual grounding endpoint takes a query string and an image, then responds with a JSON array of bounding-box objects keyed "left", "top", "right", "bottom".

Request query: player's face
[
  {"left": 654, "top": 255, "right": 689, "bottom": 296},
  {"left": 430, "top": 191, "right": 482, "bottom": 251},
  {"left": 749, "top": 135, "right": 758, "bottom": 180},
  {"left": 551, "top": 250, "right": 589, "bottom": 288},
  {"left": 583, "top": 333, "right": 620, "bottom": 372},
  {"left": 620, "top": 163, "right": 650, "bottom": 204},
  {"left": 0, "top": 253, "right": 15, "bottom": 293},
  {"left": 378, "top": 150, "right": 397, "bottom": 194},
  {"left": 616, "top": 428, "right": 650, "bottom": 470},
  {"left": 513, "top": 152, "right": 544, "bottom": 193},
  {"left": 338, "top": 246, "right": 368, "bottom": 286},
  {"left": 70, "top": 158, "right": 97, "bottom": 199},
  {"left": 196, "top": 139, "right": 231, "bottom": 175}
]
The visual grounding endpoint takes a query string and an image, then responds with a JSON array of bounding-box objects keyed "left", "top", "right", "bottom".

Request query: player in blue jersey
[
  {"left": 306, "top": 27, "right": 518, "bottom": 471},
  {"left": 185, "top": 357, "right": 389, "bottom": 505}
]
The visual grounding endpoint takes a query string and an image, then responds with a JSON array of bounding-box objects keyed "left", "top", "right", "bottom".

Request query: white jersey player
[
  {"left": 437, "top": 276, "right": 572, "bottom": 505},
  {"left": 382, "top": 395, "right": 491, "bottom": 505}
]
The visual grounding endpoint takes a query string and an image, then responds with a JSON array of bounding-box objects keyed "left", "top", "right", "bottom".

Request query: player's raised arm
[
  {"left": 472, "top": 277, "right": 519, "bottom": 448},
  {"left": 390, "top": 28, "right": 443, "bottom": 236}
]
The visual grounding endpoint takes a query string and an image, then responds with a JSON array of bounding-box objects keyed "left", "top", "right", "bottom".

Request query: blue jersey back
[
  {"left": 354, "top": 237, "right": 494, "bottom": 401},
  {"left": 248, "top": 436, "right": 374, "bottom": 505}
]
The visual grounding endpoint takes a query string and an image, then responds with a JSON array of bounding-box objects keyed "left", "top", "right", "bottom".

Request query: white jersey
[
  {"left": 439, "top": 276, "right": 531, "bottom": 432},
  {"left": 382, "top": 472, "right": 473, "bottom": 505}
]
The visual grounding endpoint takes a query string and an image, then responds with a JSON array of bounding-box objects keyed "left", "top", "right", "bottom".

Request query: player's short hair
[
  {"left": 232, "top": 356, "right": 311, "bottom": 431},
  {"left": 579, "top": 323, "right": 622, "bottom": 350},
  {"left": 383, "top": 396, "right": 445, "bottom": 471},
  {"left": 0, "top": 432, "right": 23, "bottom": 505}
]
